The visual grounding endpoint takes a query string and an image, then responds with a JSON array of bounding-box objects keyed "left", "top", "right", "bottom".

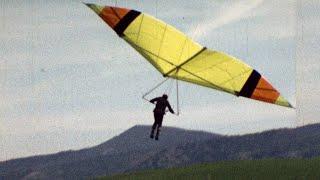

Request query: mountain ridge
[{"left": 1, "top": 123, "right": 320, "bottom": 179}]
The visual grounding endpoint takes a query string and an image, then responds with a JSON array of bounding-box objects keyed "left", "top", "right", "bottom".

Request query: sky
[{"left": 0, "top": 0, "right": 319, "bottom": 161}]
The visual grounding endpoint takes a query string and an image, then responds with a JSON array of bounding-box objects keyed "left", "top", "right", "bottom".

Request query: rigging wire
[
  {"left": 142, "top": 77, "right": 170, "bottom": 101},
  {"left": 155, "top": 0, "right": 158, "bottom": 18},
  {"left": 164, "top": 77, "right": 175, "bottom": 95},
  {"left": 0, "top": 0, "right": 7, "bottom": 164},
  {"left": 296, "top": 0, "right": 303, "bottom": 126},
  {"left": 246, "top": 15, "right": 249, "bottom": 57},
  {"left": 142, "top": 76, "right": 180, "bottom": 116},
  {"left": 176, "top": 74, "right": 180, "bottom": 115}
]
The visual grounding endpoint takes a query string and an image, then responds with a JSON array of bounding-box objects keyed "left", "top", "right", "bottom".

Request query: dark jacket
[{"left": 150, "top": 97, "right": 174, "bottom": 115}]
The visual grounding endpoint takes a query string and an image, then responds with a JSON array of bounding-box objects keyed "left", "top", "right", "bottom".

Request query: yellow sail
[{"left": 85, "top": 3, "right": 293, "bottom": 108}]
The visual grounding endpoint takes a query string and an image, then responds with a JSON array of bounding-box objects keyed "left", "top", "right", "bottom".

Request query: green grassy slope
[{"left": 99, "top": 158, "right": 320, "bottom": 180}]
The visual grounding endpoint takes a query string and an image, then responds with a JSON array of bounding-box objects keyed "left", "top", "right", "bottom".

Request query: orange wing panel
[
  {"left": 99, "top": 7, "right": 130, "bottom": 28},
  {"left": 251, "top": 77, "right": 280, "bottom": 103}
]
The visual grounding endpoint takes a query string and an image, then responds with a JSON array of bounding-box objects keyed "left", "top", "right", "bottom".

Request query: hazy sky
[{"left": 0, "top": 0, "right": 319, "bottom": 161}]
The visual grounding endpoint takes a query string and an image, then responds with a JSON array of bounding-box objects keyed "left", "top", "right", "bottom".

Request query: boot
[
  {"left": 150, "top": 129, "right": 155, "bottom": 139},
  {"left": 155, "top": 128, "right": 160, "bottom": 140}
]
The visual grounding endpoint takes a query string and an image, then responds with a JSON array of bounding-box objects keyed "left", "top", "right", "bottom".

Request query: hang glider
[{"left": 85, "top": 3, "right": 293, "bottom": 108}]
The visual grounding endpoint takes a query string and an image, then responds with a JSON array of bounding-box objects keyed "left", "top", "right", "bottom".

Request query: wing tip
[
  {"left": 82, "top": 2, "right": 92, "bottom": 7},
  {"left": 275, "top": 95, "right": 294, "bottom": 109}
]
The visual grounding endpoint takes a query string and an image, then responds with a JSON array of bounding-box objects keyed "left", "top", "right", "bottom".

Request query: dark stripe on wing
[
  {"left": 114, "top": 10, "right": 141, "bottom": 36},
  {"left": 238, "top": 69, "right": 261, "bottom": 98}
]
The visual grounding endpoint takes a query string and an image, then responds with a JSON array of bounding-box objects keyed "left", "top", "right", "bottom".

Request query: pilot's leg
[
  {"left": 150, "top": 113, "right": 157, "bottom": 138},
  {"left": 155, "top": 114, "right": 164, "bottom": 140}
]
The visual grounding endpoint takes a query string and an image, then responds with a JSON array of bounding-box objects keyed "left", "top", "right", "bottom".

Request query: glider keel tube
[{"left": 163, "top": 47, "right": 207, "bottom": 77}]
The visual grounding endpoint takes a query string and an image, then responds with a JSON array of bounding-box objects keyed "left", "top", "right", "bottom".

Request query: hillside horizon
[
  {"left": 1, "top": 123, "right": 320, "bottom": 179},
  {"left": 1, "top": 122, "right": 318, "bottom": 162}
]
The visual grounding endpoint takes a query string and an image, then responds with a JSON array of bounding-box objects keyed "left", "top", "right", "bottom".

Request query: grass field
[{"left": 99, "top": 157, "right": 320, "bottom": 180}]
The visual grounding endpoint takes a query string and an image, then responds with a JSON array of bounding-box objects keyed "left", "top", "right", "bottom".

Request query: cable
[
  {"left": 176, "top": 75, "right": 180, "bottom": 115},
  {"left": 142, "top": 77, "right": 170, "bottom": 101}
]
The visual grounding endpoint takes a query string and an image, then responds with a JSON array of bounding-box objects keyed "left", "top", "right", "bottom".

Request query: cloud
[
  {"left": 2, "top": 98, "right": 296, "bottom": 137},
  {"left": 187, "top": 0, "right": 298, "bottom": 41},
  {"left": 1, "top": 0, "right": 310, "bottom": 161},
  {"left": 189, "top": 0, "right": 264, "bottom": 40},
  {"left": 0, "top": 94, "right": 297, "bottom": 161},
  {"left": 2, "top": 105, "right": 151, "bottom": 135},
  {"left": 164, "top": 99, "right": 296, "bottom": 134}
]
